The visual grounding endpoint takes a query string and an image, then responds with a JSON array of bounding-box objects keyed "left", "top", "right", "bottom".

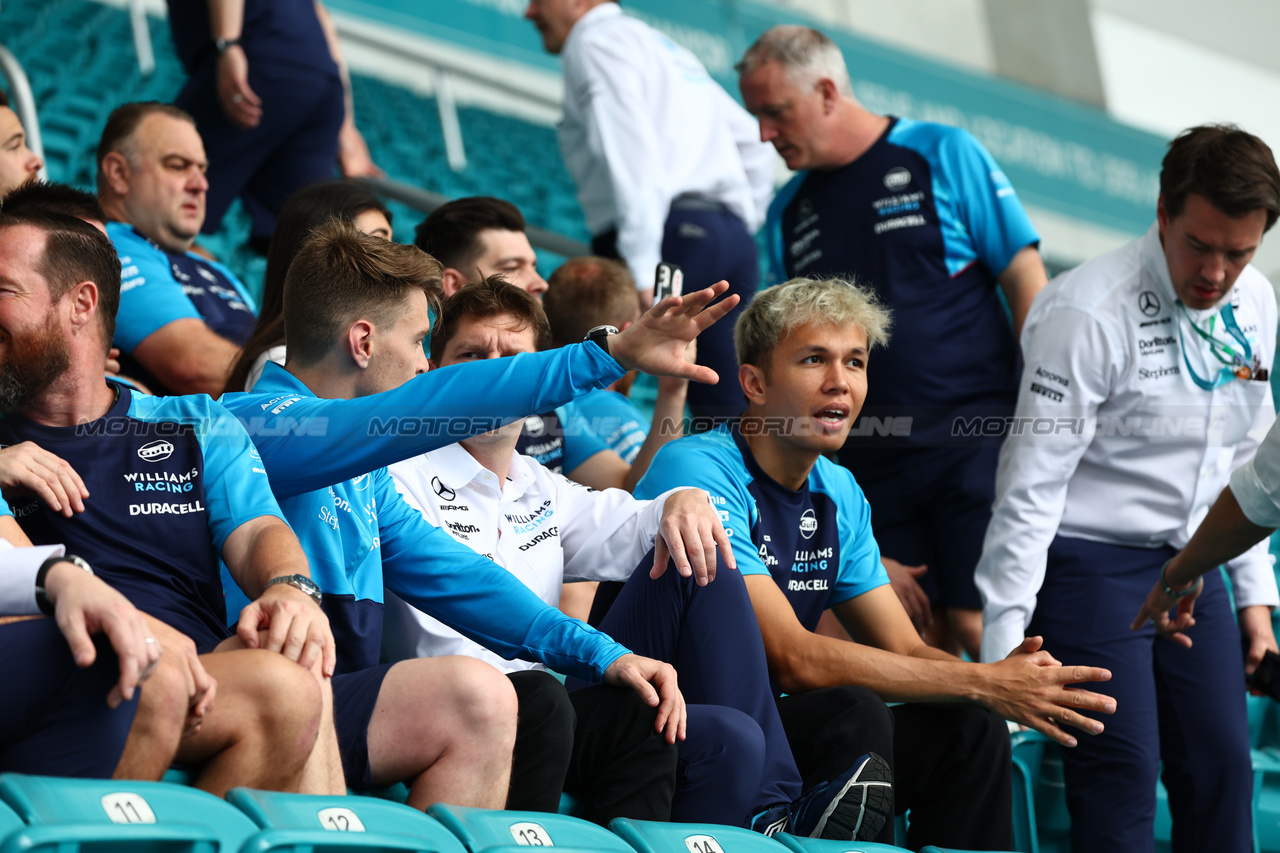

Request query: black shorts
[{"left": 332, "top": 663, "right": 395, "bottom": 789}]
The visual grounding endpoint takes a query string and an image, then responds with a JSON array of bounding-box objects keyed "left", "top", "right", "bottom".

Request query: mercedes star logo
[
  {"left": 431, "top": 476, "right": 456, "bottom": 502},
  {"left": 1138, "top": 291, "right": 1161, "bottom": 317}
]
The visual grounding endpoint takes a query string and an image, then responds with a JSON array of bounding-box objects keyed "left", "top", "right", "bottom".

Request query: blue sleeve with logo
[
  {"left": 636, "top": 435, "right": 762, "bottom": 575},
  {"left": 559, "top": 401, "right": 613, "bottom": 473},
  {"left": 576, "top": 389, "right": 648, "bottom": 464},
  {"left": 0, "top": 493, "right": 10, "bottom": 518},
  {"left": 129, "top": 395, "right": 286, "bottom": 553},
  {"left": 811, "top": 458, "right": 888, "bottom": 604},
  {"left": 765, "top": 174, "right": 807, "bottom": 286},
  {"left": 889, "top": 120, "right": 1039, "bottom": 278},
  {"left": 374, "top": 471, "right": 630, "bottom": 681},
  {"left": 220, "top": 343, "right": 625, "bottom": 500},
  {"left": 108, "top": 222, "right": 203, "bottom": 352}
]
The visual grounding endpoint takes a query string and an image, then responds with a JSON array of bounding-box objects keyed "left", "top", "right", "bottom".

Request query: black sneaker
[{"left": 789, "top": 752, "right": 893, "bottom": 841}]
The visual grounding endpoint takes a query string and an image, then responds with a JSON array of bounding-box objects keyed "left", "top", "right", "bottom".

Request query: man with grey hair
[
  {"left": 637, "top": 277, "right": 1114, "bottom": 850},
  {"left": 97, "top": 102, "right": 257, "bottom": 397},
  {"left": 524, "top": 0, "right": 774, "bottom": 424},
  {"left": 738, "top": 26, "right": 1048, "bottom": 660}
]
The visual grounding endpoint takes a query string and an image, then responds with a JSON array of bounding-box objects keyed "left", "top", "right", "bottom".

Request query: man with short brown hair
[
  {"left": 0, "top": 210, "right": 331, "bottom": 795},
  {"left": 977, "top": 124, "right": 1280, "bottom": 852},
  {"left": 97, "top": 102, "right": 257, "bottom": 396},
  {"left": 219, "top": 220, "right": 741, "bottom": 810}
]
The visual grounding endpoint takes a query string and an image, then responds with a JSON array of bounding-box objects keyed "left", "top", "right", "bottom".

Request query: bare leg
[
  {"left": 214, "top": 633, "right": 344, "bottom": 795},
  {"left": 114, "top": 652, "right": 191, "bottom": 780},
  {"left": 366, "top": 656, "right": 517, "bottom": 811},
  {"left": 176, "top": 649, "right": 322, "bottom": 796}
]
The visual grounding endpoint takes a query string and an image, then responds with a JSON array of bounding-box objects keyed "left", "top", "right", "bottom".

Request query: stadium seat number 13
[{"left": 510, "top": 822, "right": 553, "bottom": 845}]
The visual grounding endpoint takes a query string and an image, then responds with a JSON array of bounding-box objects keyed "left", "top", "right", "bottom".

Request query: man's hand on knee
[
  {"left": 603, "top": 653, "right": 686, "bottom": 744},
  {"left": 237, "top": 583, "right": 336, "bottom": 676},
  {"left": 142, "top": 615, "right": 217, "bottom": 733}
]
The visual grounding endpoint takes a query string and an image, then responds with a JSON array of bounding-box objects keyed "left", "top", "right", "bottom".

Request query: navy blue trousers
[
  {"left": 575, "top": 550, "right": 803, "bottom": 826},
  {"left": 0, "top": 618, "right": 138, "bottom": 778},
  {"left": 594, "top": 204, "right": 758, "bottom": 426},
  {"left": 1030, "top": 536, "right": 1253, "bottom": 853},
  {"left": 661, "top": 207, "right": 757, "bottom": 426},
  {"left": 176, "top": 60, "right": 345, "bottom": 242},
  {"left": 844, "top": 444, "right": 999, "bottom": 610}
]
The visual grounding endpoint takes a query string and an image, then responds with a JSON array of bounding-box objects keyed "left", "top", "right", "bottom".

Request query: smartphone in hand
[{"left": 654, "top": 262, "right": 683, "bottom": 303}]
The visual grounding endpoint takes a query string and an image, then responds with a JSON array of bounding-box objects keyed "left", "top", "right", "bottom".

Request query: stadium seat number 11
[{"left": 101, "top": 793, "right": 156, "bottom": 824}]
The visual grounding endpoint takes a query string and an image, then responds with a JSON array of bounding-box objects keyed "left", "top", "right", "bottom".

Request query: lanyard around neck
[{"left": 1175, "top": 300, "right": 1253, "bottom": 390}]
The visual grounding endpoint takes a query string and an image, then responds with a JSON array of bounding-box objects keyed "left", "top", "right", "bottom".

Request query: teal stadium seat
[
  {"left": 0, "top": 772, "right": 260, "bottom": 852},
  {"left": 772, "top": 831, "right": 909, "bottom": 853},
  {"left": 0, "top": 799, "right": 21, "bottom": 843},
  {"left": 428, "top": 804, "right": 632, "bottom": 853},
  {"left": 228, "top": 787, "right": 468, "bottom": 853},
  {"left": 611, "top": 818, "right": 793, "bottom": 853}
]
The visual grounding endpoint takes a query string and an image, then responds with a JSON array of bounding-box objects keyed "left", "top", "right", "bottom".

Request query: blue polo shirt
[
  {"left": 766, "top": 117, "right": 1039, "bottom": 458},
  {"left": 636, "top": 423, "right": 888, "bottom": 633},
  {"left": 109, "top": 222, "right": 258, "bottom": 394},
  {"left": 0, "top": 383, "right": 285, "bottom": 650},
  {"left": 515, "top": 400, "right": 613, "bottom": 475},
  {"left": 218, "top": 346, "right": 633, "bottom": 678}
]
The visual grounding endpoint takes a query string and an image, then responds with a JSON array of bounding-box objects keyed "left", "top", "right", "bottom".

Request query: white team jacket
[{"left": 977, "top": 223, "right": 1280, "bottom": 663}]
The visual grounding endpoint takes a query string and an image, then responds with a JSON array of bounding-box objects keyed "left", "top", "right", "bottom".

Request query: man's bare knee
[
  {"left": 228, "top": 652, "right": 324, "bottom": 760},
  {"left": 444, "top": 657, "right": 518, "bottom": 740}
]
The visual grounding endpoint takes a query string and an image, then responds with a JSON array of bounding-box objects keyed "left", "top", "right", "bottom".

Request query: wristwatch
[
  {"left": 214, "top": 36, "right": 242, "bottom": 56},
  {"left": 265, "top": 574, "right": 323, "bottom": 607},
  {"left": 584, "top": 324, "right": 620, "bottom": 358},
  {"left": 34, "top": 554, "right": 93, "bottom": 617},
  {"left": 1159, "top": 560, "right": 1201, "bottom": 600}
]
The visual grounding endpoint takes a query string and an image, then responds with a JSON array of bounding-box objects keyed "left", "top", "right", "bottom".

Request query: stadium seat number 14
[{"left": 685, "top": 835, "right": 725, "bottom": 853}]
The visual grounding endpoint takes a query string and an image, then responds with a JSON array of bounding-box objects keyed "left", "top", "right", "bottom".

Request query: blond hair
[{"left": 735, "top": 277, "right": 891, "bottom": 370}]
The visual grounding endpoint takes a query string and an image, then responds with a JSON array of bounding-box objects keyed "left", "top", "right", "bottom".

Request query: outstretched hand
[
  {"left": 982, "top": 636, "right": 1115, "bottom": 747},
  {"left": 608, "top": 281, "right": 739, "bottom": 382}
]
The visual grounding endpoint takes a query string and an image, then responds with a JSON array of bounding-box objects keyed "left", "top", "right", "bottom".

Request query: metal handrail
[
  {"left": 359, "top": 176, "right": 589, "bottom": 259},
  {"left": 0, "top": 43, "right": 46, "bottom": 182}
]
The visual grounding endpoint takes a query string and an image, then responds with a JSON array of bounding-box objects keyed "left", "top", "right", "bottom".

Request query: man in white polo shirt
[
  {"left": 976, "top": 124, "right": 1280, "bottom": 853},
  {"left": 524, "top": 0, "right": 774, "bottom": 423}
]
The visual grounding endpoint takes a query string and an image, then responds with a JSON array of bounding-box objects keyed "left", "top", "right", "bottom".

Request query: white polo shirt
[
  {"left": 977, "top": 224, "right": 1280, "bottom": 663},
  {"left": 558, "top": 3, "right": 775, "bottom": 289},
  {"left": 382, "top": 443, "right": 678, "bottom": 672}
]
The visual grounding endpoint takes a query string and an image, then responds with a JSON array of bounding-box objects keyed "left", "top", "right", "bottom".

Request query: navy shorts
[
  {"left": 851, "top": 445, "right": 998, "bottom": 610},
  {"left": 332, "top": 663, "right": 395, "bottom": 789},
  {"left": 0, "top": 618, "right": 139, "bottom": 778}
]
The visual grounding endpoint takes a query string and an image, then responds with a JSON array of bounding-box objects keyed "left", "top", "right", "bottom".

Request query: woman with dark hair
[{"left": 227, "top": 179, "right": 392, "bottom": 391}]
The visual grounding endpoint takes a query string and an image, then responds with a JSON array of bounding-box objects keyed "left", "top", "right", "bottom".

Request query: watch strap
[
  {"left": 35, "top": 554, "right": 93, "bottom": 616},
  {"left": 1159, "top": 560, "right": 1201, "bottom": 600},
  {"left": 214, "top": 36, "right": 242, "bottom": 56}
]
